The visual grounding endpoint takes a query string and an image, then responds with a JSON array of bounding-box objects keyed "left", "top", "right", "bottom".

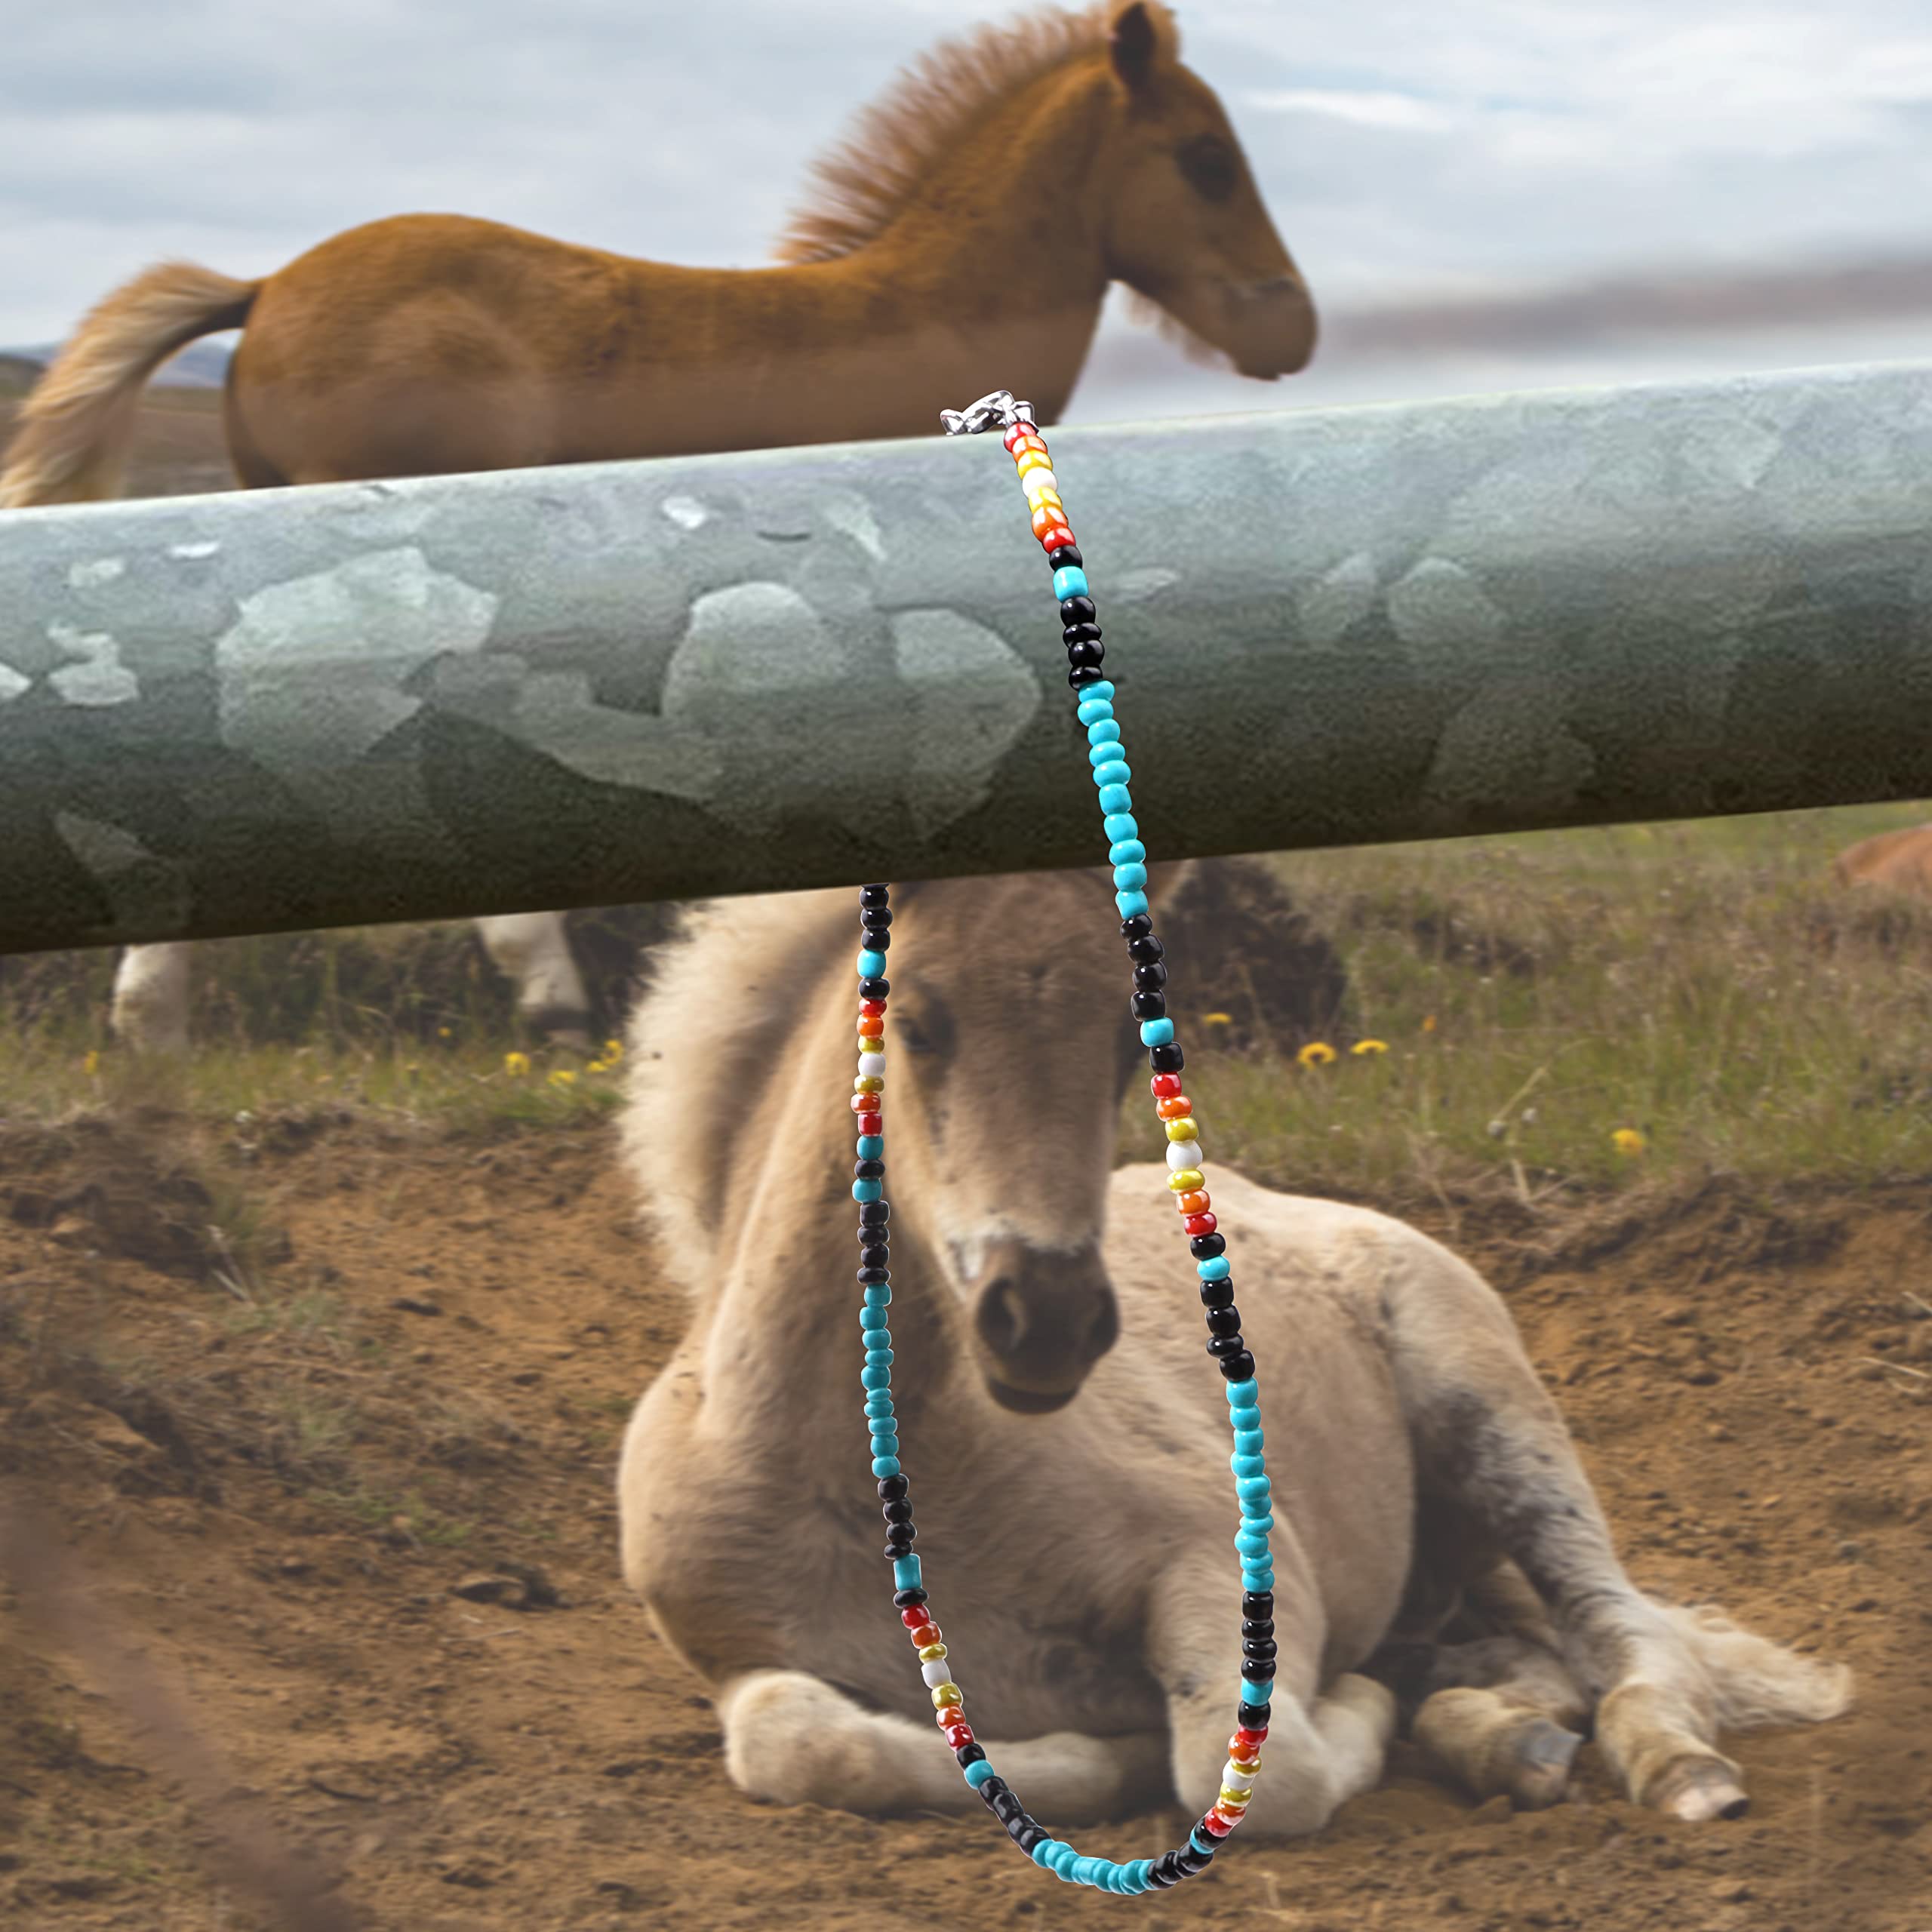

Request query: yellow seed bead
[
  {"left": 932, "top": 1682, "right": 963, "bottom": 1709},
  {"left": 917, "top": 1641, "right": 947, "bottom": 1662},
  {"left": 857, "top": 1038, "right": 885, "bottom": 1056},
  {"left": 1013, "top": 447, "right": 1053, "bottom": 478},
  {"left": 1028, "top": 488, "right": 1064, "bottom": 515},
  {"left": 1217, "top": 1785, "right": 1253, "bottom": 1810},
  {"left": 854, "top": 1074, "right": 883, "bottom": 1093},
  {"left": 1168, "top": 1168, "right": 1205, "bottom": 1192},
  {"left": 1164, "top": 1118, "right": 1199, "bottom": 1143}
]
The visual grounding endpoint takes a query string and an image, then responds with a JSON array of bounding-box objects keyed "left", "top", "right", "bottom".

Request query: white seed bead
[
  {"left": 1165, "top": 1137, "right": 1202, "bottom": 1171},
  {"left": 858, "top": 1052, "right": 886, "bottom": 1078},
  {"left": 921, "top": 1659, "right": 954, "bottom": 1687},
  {"left": 1020, "top": 466, "right": 1058, "bottom": 500},
  {"left": 1223, "top": 1762, "right": 1257, "bottom": 1792}
]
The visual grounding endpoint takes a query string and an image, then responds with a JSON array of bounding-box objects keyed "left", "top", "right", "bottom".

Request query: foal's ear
[
  {"left": 1108, "top": 1, "right": 1180, "bottom": 94},
  {"left": 1144, "top": 857, "right": 1199, "bottom": 917}
]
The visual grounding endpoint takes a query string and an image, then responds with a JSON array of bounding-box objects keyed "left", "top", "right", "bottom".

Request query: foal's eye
[
  {"left": 899, "top": 1017, "right": 937, "bottom": 1054},
  {"left": 1177, "top": 133, "right": 1238, "bottom": 203}
]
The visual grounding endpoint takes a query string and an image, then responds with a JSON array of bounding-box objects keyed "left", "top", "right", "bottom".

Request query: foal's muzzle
[
  {"left": 971, "top": 1241, "right": 1121, "bottom": 1414},
  {"left": 1227, "top": 274, "right": 1318, "bottom": 379}
]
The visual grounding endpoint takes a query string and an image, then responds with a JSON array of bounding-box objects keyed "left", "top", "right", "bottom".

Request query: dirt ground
[{"left": 1, "top": 1114, "right": 1927, "bottom": 1932}]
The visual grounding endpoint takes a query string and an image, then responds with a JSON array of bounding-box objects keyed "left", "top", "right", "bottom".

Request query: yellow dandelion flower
[
  {"left": 438, "top": 1026, "right": 452, "bottom": 1039},
  {"left": 82, "top": 1050, "right": 100, "bottom": 1075},
  {"left": 602, "top": 1038, "right": 624, "bottom": 1063},
  {"left": 505, "top": 1051, "right": 531, "bottom": 1077},
  {"left": 549, "top": 1068, "right": 578, "bottom": 1088},
  {"left": 1351, "top": 1038, "right": 1389, "bottom": 1057},
  {"left": 1421, "top": 1015, "right": 1438, "bottom": 1034},
  {"left": 1202, "top": 1012, "right": 1234, "bottom": 1028},
  {"left": 1611, "top": 1128, "right": 1647, "bottom": 1157},
  {"left": 1298, "top": 1041, "right": 1337, "bottom": 1068}
]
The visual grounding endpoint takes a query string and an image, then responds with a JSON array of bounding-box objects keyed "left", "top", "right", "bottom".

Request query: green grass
[
  {"left": 1165, "top": 801, "right": 1932, "bottom": 1198},
  {"left": 7, "top": 799, "right": 1932, "bottom": 1198}
]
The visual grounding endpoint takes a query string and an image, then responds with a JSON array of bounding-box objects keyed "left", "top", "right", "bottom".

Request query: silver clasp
[{"left": 939, "top": 389, "right": 1035, "bottom": 436}]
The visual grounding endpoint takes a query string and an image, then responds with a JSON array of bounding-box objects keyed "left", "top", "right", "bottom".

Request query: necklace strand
[{"left": 844, "top": 392, "right": 1276, "bottom": 1894}]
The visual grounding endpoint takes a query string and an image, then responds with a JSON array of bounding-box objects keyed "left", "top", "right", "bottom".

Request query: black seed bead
[
  {"left": 1241, "top": 1590, "right": 1274, "bottom": 1620},
  {"left": 1242, "top": 1637, "right": 1278, "bottom": 1663},
  {"left": 954, "top": 1741, "right": 986, "bottom": 1768},
  {"left": 884, "top": 1536, "right": 915, "bottom": 1560},
  {"left": 1011, "top": 1819, "right": 1048, "bottom": 1854},
  {"left": 1060, "top": 595, "right": 1097, "bottom": 625},
  {"left": 859, "top": 1201, "right": 889, "bottom": 1228},
  {"left": 857, "top": 1266, "right": 890, "bottom": 1286},
  {"left": 1241, "top": 1657, "right": 1274, "bottom": 1683},
  {"left": 878, "top": 1474, "right": 909, "bottom": 1501},
  {"left": 1175, "top": 1841, "right": 1215, "bottom": 1875},
  {"left": 1206, "top": 1332, "right": 1247, "bottom": 1360},
  {"left": 1063, "top": 620, "right": 1103, "bottom": 648},
  {"left": 1147, "top": 1854, "right": 1182, "bottom": 1888},
  {"left": 1204, "top": 1305, "right": 1243, "bottom": 1340},
  {"left": 892, "top": 1586, "right": 928, "bottom": 1610},
  {"left": 1066, "top": 639, "right": 1105, "bottom": 671},
  {"left": 1241, "top": 1616, "right": 1275, "bottom": 1641},
  {"left": 860, "top": 1240, "right": 890, "bottom": 1267},
  {"left": 854, "top": 1158, "right": 885, "bottom": 1180},
  {"left": 863, "top": 929, "right": 891, "bottom": 952},
  {"left": 859, "top": 974, "right": 889, "bottom": 999},
  {"left": 1133, "top": 961, "right": 1168, "bottom": 992},
  {"left": 1127, "top": 934, "right": 1164, "bottom": 964},
  {"left": 860, "top": 884, "right": 890, "bottom": 907},
  {"left": 1149, "top": 1041, "right": 1184, "bottom": 1073},
  {"left": 1121, "top": 912, "right": 1153, "bottom": 942},
  {"left": 1068, "top": 664, "right": 1106, "bottom": 691},
  {"left": 1238, "top": 1698, "right": 1271, "bottom": 1729},
  {"left": 1131, "top": 991, "right": 1167, "bottom": 1022},
  {"left": 1046, "top": 543, "right": 1083, "bottom": 571},
  {"left": 990, "top": 1789, "right": 1025, "bottom": 1826},
  {"left": 882, "top": 1497, "right": 914, "bottom": 1525},
  {"left": 977, "top": 1774, "right": 1010, "bottom": 1807},
  {"left": 860, "top": 904, "right": 892, "bottom": 930},
  {"left": 1189, "top": 1232, "right": 1226, "bottom": 1260},
  {"left": 1199, "top": 1278, "right": 1235, "bottom": 1312},
  {"left": 1219, "top": 1348, "right": 1257, "bottom": 1382}
]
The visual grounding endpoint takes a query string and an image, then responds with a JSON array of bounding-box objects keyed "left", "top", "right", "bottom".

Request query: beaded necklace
[{"left": 844, "top": 390, "right": 1276, "bottom": 1897}]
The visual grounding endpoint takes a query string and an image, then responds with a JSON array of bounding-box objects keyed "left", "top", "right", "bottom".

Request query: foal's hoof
[
  {"left": 1507, "top": 1718, "right": 1583, "bottom": 1812},
  {"left": 1649, "top": 1755, "right": 1749, "bottom": 1823}
]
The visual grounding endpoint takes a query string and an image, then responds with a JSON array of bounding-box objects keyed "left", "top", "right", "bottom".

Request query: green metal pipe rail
[{"left": 3, "top": 360, "right": 1930, "bottom": 956}]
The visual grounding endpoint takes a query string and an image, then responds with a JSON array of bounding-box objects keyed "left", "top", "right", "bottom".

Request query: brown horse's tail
[{"left": 0, "top": 262, "right": 258, "bottom": 508}]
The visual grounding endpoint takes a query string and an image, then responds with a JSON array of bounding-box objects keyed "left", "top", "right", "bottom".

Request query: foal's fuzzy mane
[
  {"left": 620, "top": 889, "right": 851, "bottom": 1299},
  {"left": 774, "top": 2, "right": 1136, "bottom": 266}
]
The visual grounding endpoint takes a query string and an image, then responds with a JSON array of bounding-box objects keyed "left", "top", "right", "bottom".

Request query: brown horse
[
  {"left": 1833, "top": 824, "right": 1932, "bottom": 899},
  {"left": 0, "top": 0, "right": 1313, "bottom": 508}
]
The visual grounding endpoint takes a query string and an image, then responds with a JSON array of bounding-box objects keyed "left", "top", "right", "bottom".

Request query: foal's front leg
[
  {"left": 715, "top": 1671, "right": 1170, "bottom": 1823},
  {"left": 1146, "top": 1557, "right": 1395, "bottom": 1839}
]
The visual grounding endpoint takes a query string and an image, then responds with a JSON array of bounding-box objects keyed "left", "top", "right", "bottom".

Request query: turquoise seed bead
[
  {"left": 1071, "top": 1857, "right": 1100, "bottom": 1887},
  {"left": 1103, "top": 811, "right": 1137, "bottom": 842},
  {"left": 1109, "top": 838, "right": 1146, "bottom": 865},
  {"left": 964, "top": 1761, "right": 998, "bottom": 1790},
  {"left": 860, "top": 1306, "right": 887, "bottom": 1331},
  {"left": 866, "top": 1346, "right": 893, "bottom": 1366},
  {"left": 1083, "top": 680, "right": 1115, "bottom": 703},
  {"left": 893, "top": 1555, "right": 921, "bottom": 1589},
  {"left": 1092, "top": 759, "right": 1131, "bottom": 787},
  {"left": 863, "top": 1284, "right": 891, "bottom": 1307},
  {"left": 1198, "top": 1256, "right": 1231, "bottom": 1281},
  {"left": 857, "top": 1134, "right": 884, "bottom": 1159},
  {"left": 1076, "top": 697, "right": 1113, "bottom": 728},
  {"left": 861, "top": 1364, "right": 890, "bottom": 1390},
  {"left": 872, "top": 1455, "right": 900, "bottom": 1477},
  {"left": 1128, "top": 1860, "right": 1155, "bottom": 1893},
  {"left": 1086, "top": 718, "right": 1121, "bottom": 746},
  {"left": 857, "top": 949, "right": 885, "bottom": 978},
  {"left": 1232, "top": 1452, "right": 1266, "bottom": 1478},
  {"left": 1114, "top": 863, "right": 1149, "bottom": 892},
  {"left": 1115, "top": 889, "right": 1150, "bottom": 919},
  {"left": 1226, "top": 1378, "right": 1259, "bottom": 1407},
  {"left": 1053, "top": 565, "right": 1089, "bottom": 599},
  {"left": 1030, "top": 1840, "right": 1057, "bottom": 1869},
  {"left": 1235, "top": 1531, "right": 1269, "bottom": 1558},
  {"left": 871, "top": 1438, "right": 898, "bottom": 1457},
  {"left": 1237, "top": 1475, "right": 1272, "bottom": 1503},
  {"left": 1234, "top": 1430, "right": 1264, "bottom": 1456},
  {"left": 1244, "top": 1566, "right": 1276, "bottom": 1589},
  {"left": 1246, "top": 1675, "right": 1275, "bottom": 1705},
  {"left": 853, "top": 1180, "right": 881, "bottom": 1202},
  {"left": 1191, "top": 1827, "right": 1217, "bottom": 1857},
  {"left": 1097, "top": 783, "right": 1132, "bottom": 814},
  {"left": 1140, "top": 1017, "right": 1174, "bottom": 1046},
  {"left": 1229, "top": 1404, "right": 1261, "bottom": 1432}
]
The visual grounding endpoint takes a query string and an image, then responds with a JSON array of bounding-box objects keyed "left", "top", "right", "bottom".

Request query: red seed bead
[
  {"left": 860, "top": 998, "right": 888, "bottom": 1017},
  {"left": 856, "top": 1112, "right": 883, "bottom": 1136},
  {"left": 1182, "top": 1211, "right": 1218, "bottom": 1237},
  {"left": 1235, "top": 1725, "right": 1269, "bottom": 1746},
  {"left": 1155, "top": 1096, "right": 1193, "bottom": 1120},
  {"left": 1003, "top": 421, "right": 1038, "bottom": 453},
  {"left": 851, "top": 1093, "right": 882, "bottom": 1113},
  {"left": 942, "top": 1722, "right": 974, "bottom": 1749},
  {"left": 1150, "top": 1073, "right": 1183, "bottom": 1097},
  {"left": 1176, "top": 1189, "right": 1211, "bottom": 1217},
  {"left": 1035, "top": 530, "right": 1075, "bottom": 557},
  {"left": 900, "top": 1605, "right": 931, "bottom": 1628}
]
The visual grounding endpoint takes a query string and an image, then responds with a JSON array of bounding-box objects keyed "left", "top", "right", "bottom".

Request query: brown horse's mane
[{"left": 774, "top": 2, "right": 1126, "bottom": 265}]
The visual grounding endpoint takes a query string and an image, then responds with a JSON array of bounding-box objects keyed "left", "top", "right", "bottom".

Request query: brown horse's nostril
[
  {"left": 971, "top": 1248, "right": 1120, "bottom": 1411},
  {"left": 977, "top": 1278, "right": 1030, "bottom": 1358}
]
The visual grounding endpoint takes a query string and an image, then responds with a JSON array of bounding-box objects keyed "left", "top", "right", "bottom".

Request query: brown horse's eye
[{"left": 1177, "top": 134, "right": 1238, "bottom": 203}]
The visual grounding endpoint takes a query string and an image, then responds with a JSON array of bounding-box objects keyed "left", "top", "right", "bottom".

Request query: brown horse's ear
[{"left": 1108, "top": 1, "right": 1180, "bottom": 94}]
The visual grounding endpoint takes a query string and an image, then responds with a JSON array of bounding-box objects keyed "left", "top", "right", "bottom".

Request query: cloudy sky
[{"left": 8, "top": 0, "right": 1932, "bottom": 420}]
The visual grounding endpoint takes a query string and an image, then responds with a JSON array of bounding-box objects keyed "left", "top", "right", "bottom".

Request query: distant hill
[{"left": 0, "top": 337, "right": 232, "bottom": 389}]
